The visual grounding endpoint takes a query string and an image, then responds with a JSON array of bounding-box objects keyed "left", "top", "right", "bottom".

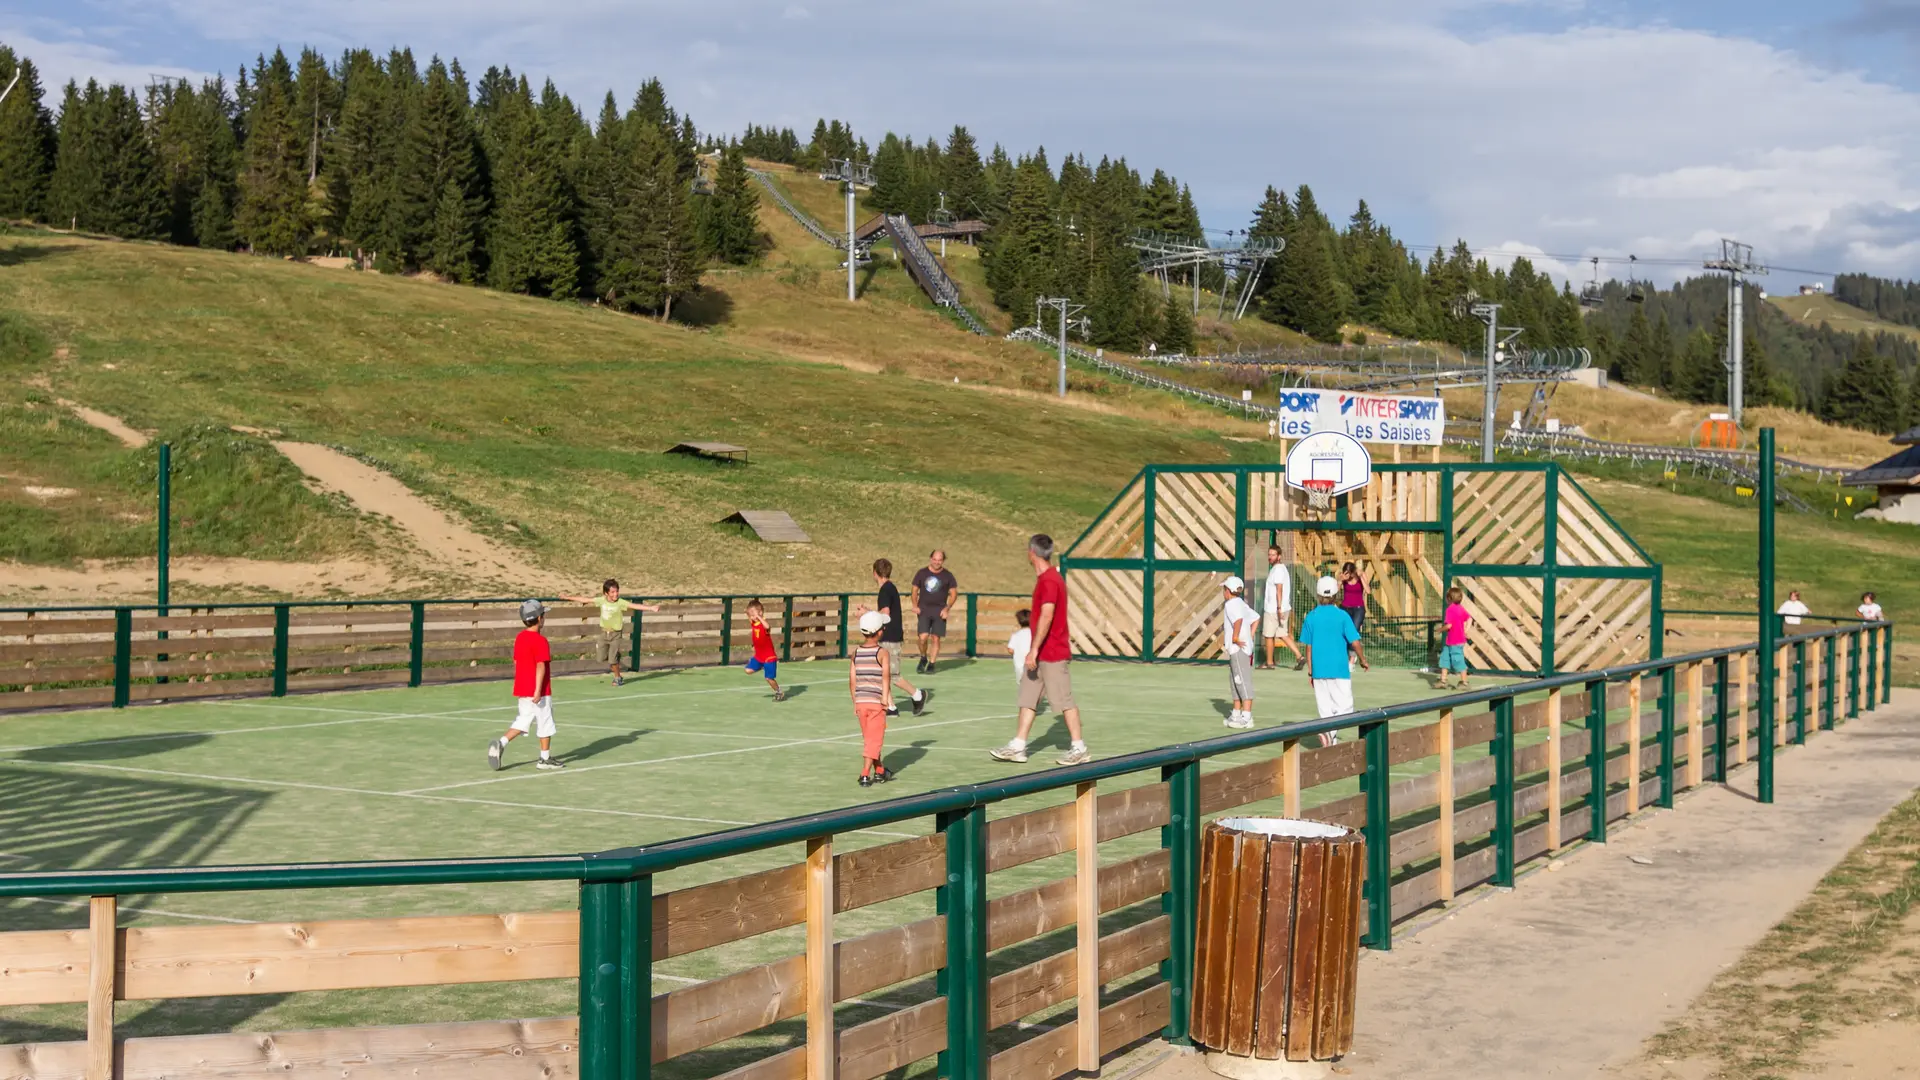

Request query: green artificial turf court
[{"left": 0, "top": 656, "right": 1502, "bottom": 1053}]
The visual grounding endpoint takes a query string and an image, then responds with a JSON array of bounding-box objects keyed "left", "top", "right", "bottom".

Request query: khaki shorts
[
  {"left": 881, "top": 641, "right": 903, "bottom": 672},
  {"left": 1262, "top": 607, "right": 1290, "bottom": 640},
  {"left": 1017, "top": 660, "right": 1076, "bottom": 713},
  {"left": 595, "top": 629, "right": 625, "bottom": 664}
]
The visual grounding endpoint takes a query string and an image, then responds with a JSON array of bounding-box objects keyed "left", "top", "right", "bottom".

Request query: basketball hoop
[{"left": 1302, "top": 479, "right": 1337, "bottom": 511}]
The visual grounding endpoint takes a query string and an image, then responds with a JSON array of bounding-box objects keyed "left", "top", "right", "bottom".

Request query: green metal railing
[{"left": 0, "top": 617, "right": 1890, "bottom": 1080}]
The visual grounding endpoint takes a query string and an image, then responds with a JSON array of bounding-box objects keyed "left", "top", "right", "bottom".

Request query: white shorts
[
  {"left": 1311, "top": 679, "right": 1353, "bottom": 720},
  {"left": 512, "top": 696, "right": 556, "bottom": 738},
  {"left": 1263, "top": 608, "right": 1291, "bottom": 639}
]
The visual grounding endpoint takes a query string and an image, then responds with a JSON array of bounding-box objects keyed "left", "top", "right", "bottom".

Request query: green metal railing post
[
  {"left": 1141, "top": 471, "right": 1157, "bottom": 663},
  {"left": 720, "top": 597, "right": 733, "bottom": 667},
  {"left": 1792, "top": 640, "right": 1808, "bottom": 745},
  {"left": 838, "top": 594, "right": 850, "bottom": 659},
  {"left": 1822, "top": 634, "right": 1837, "bottom": 731},
  {"left": 272, "top": 604, "right": 290, "bottom": 697},
  {"left": 156, "top": 443, "right": 170, "bottom": 684},
  {"left": 408, "top": 601, "right": 425, "bottom": 687},
  {"left": 1657, "top": 667, "right": 1676, "bottom": 809},
  {"left": 1849, "top": 630, "right": 1862, "bottom": 719},
  {"left": 965, "top": 593, "right": 978, "bottom": 658},
  {"left": 621, "top": 876, "right": 651, "bottom": 1080},
  {"left": 938, "top": 805, "right": 989, "bottom": 1079},
  {"left": 579, "top": 879, "right": 628, "bottom": 1080},
  {"left": 781, "top": 596, "right": 794, "bottom": 662},
  {"left": 112, "top": 607, "right": 132, "bottom": 708},
  {"left": 1755, "top": 428, "right": 1776, "bottom": 805},
  {"left": 631, "top": 607, "right": 644, "bottom": 673},
  {"left": 1362, "top": 721, "right": 1393, "bottom": 948},
  {"left": 1868, "top": 627, "right": 1880, "bottom": 712},
  {"left": 1491, "top": 698, "right": 1516, "bottom": 887},
  {"left": 1586, "top": 678, "right": 1608, "bottom": 842},
  {"left": 1883, "top": 625, "right": 1894, "bottom": 706},
  {"left": 1712, "top": 655, "right": 1730, "bottom": 783},
  {"left": 1162, "top": 759, "right": 1203, "bottom": 1031}
]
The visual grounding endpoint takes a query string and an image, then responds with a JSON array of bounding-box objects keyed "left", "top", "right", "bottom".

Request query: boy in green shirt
[{"left": 563, "top": 579, "right": 660, "bottom": 687}]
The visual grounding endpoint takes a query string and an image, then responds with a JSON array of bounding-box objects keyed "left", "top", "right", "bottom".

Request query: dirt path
[
  {"left": 269, "top": 442, "right": 561, "bottom": 590},
  {"left": 1310, "top": 689, "right": 1920, "bottom": 1080},
  {"left": 26, "top": 377, "right": 152, "bottom": 448},
  {"left": 0, "top": 557, "right": 399, "bottom": 603}
]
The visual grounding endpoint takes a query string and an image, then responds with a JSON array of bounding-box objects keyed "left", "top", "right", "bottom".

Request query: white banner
[{"left": 1274, "top": 390, "right": 1446, "bottom": 446}]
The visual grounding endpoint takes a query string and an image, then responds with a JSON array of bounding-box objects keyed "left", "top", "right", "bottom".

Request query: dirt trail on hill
[
  {"left": 0, "top": 557, "right": 399, "bottom": 603},
  {"left": 270, "top": 441, "right": 561, "bottom": 589},
  {"left": 27, "top": 377, "right": 152, "bottom": 448}
]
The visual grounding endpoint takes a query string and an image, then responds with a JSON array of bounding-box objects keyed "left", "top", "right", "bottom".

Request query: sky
[{"left": 6, "top": 0, "right": 1920, "bottom": 287}]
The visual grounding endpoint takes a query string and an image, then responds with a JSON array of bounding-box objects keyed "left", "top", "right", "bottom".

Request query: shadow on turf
[
  {"left": 883, "top": 739, "right": 934, "bottom": 776},
  {"left": 778, "top": 684, "right": 809, "bottom": 700},
  {"left": 557, "top": 729, "right": 654, "bottom": 765},
  {"left": 924, "top": 658, "right": 978, "bottom": 673},
  {"left": 12, "top": 732, "right": 213, "bottom": 762}
]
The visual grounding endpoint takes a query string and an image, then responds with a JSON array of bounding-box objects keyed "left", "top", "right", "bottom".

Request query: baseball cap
[
  {"left": 1222, "top": 575, "right": 1245, "bottom": 593},
  {"left": 1316, "top": 576, "right": 1339, "bottom": 598},
  {"left": 519, "top": 599, "right": 548, "bottom": 621},
  {"left": 858, "top": 610, "right": 887, "bottom": 635}
]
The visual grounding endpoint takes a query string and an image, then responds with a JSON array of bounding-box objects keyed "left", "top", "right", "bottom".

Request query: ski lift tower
[
  {"left": 1704, "top": 239, "right": 1768, "bottom": 426},
  {"left": 1130, "top": 230, "right": 1283, "bottom": 321},
  {"left": 1036, "top": 297, "right": 1089, "bottom": 399},
  {"left": 827, "top": 158, "right": 874, "bottom": 302}
]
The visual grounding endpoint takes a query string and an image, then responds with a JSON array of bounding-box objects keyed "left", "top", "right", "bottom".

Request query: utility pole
[
  {"left": 829, "top": 158, "right": 872, "bottom": 302},
  {"left": 1469, "top": 302, "right": 1502, "bottom": 463},
  {"left": 1036, "top": 297, "right": 1087, "bottom": 399},
  {"left": 934, "top": 191, "right": 951, "bottom": 259},
  {"left": 1705, "top": 239, "right": 1768, "bottom": 427}
]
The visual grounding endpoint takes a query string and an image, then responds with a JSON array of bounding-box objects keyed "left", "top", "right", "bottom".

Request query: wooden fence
[{"left": 0, "top": 621, "right": 1893, "bottom": 1080}]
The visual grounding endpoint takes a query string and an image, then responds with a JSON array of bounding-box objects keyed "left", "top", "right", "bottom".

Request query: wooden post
[
  {"left": 1545, "top": 689, "right": 1563, "bottom": 851},
  {"left": 806, "top": 837, "right": 835, "bottom": 1080},
  {"left": 1736, "top": 651, "right": 1751, "bottom": 765},
  {"left": 1436, "top": 708, "right": 1455, "bottom": 902},
  {"left": 1282, "top": 740, "right": 1302, "bottom": 818},
  {"left": 1686, "top": 662, "right": 1704, "bottom": 789},
  {"left": 1075, "top": 782, "right": 1101, "bottom": 1072},
  {"left": 88, "top": 895, "right": 115, "bottom": 1080},
  {"left": 1625, "top": 675, "right": 1642, "bottom": 814}
]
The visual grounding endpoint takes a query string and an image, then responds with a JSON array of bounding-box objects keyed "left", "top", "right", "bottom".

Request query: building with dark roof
[{"left": 1844, "top": 426, "right": 1920, "bottom": 525}]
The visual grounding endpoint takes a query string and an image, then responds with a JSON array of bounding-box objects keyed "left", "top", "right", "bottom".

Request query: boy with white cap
[
  {"left": 850, "top": 609, "right": 895, "bottom": 786},
  {"left": 488, "top": 599, "right": 565, "bottom": 771},
  {"left": 1298, "top": 576, "right": 1368, "bottom": 747},
  {"left": 1222, "top": 576, "right": 1260, "bottom": 728}
]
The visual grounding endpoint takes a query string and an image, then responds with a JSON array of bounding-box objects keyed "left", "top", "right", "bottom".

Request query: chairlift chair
[
  {"left": 1579, "top": 256, "right": 1604, "bottom": 308},
  {"left": 1625, "top": 255, "right": 1646, "bottom": 303}
]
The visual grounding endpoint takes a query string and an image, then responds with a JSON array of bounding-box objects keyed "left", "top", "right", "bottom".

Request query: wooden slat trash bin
[{"left": 1192, "top": 818, "right": 1364, "bottom": 1078}]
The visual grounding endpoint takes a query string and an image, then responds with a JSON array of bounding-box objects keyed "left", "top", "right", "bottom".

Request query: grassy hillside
[
  {"left": 0, "top": 230, "right": 1273, "bottom": 598},
  {"left": 1768, "top": 291, "right": 1920, "bottom": 348}
]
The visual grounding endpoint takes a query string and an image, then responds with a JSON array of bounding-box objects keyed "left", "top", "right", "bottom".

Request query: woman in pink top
[
  {"left": 1438, "top": 586, "right": 1472, "bottom": 689},
  {"left": 1338, "top": 562, "right": 1367, "bottom": 632}
]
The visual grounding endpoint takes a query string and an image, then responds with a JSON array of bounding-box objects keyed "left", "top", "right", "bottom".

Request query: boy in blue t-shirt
[{"left": 1299, "top": 576, "right": 1369, "bottom": 746}]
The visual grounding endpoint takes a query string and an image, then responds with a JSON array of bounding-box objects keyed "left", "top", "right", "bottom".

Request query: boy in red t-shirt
[
  {"left": 743, "top": 599, "right": 784, "bottom": 701},
  {"left": 488, "top": 600, "right": 564, "bottom": 771}
]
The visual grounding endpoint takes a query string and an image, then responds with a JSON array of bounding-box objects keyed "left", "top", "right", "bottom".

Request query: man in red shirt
[
  {"left": 991, "top": 534, "right": 1088, "bottom": 765},
  {"left": 488, "top": 600, "right": 564, "bottom": 770}
]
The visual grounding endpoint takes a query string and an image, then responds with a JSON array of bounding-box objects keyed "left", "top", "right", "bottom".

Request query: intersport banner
[{"left": 1274, "top": 390, "right": 1446, "bottom": 446}]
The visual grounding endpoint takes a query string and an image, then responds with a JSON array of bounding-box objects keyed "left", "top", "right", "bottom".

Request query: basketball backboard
[{"left": 1284, "top": 430, "right": 1372, "bottom": 496}]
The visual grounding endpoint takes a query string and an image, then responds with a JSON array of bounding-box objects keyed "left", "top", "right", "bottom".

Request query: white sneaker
[
  {"left": 1319, "top": 732, "right": 1339, "bottom": 748},
  {"left": 1057, "top": 746, "right": 1092, "bottom": 765},
  {"left": 1228, "top": 716, "right": 1255, "bottom": 730},
  {"left": 487, "top": 738, "right": 503, "bottom": 771},
  {"left": 989, "top": 744, "right": 1029, "bottom": 763}
]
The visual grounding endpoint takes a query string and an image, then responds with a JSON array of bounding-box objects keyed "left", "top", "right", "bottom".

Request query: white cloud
[
  {"left": 11, "top": 1, "right": 1920, "bottom": 281},
  {"left": 0, "top": 26, "right": 206, "bottom": 94}
]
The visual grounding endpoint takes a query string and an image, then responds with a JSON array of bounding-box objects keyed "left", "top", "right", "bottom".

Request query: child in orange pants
[{"left": 850, "top": 610, "right": 895, "bottom": 787}]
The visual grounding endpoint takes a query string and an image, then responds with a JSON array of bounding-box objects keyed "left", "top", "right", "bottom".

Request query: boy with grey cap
[{"left": 488, "top": 599, "right": 565, "bottom": 770}]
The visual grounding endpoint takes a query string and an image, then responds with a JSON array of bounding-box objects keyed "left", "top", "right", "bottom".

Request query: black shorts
[{"left": 918, "top": 610, "right": 948, "bottom": 637}]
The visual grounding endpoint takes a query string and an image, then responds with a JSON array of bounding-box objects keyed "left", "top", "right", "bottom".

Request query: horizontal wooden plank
[
  {"left": 1200, "top": 757, "right": 1283, "bottom": 815},
  {"left": 837, "top": 833, "right": 944, "bottom": 911},
  {"left": 0, "top": 663, "right": 114, "bottom": 685},
  {"left": 0, "top": 641, "right": 117, "bottom": 664},
  {"left": 653, "top": 862, "right": 804, "bottom": 960},
  {"left": 0, "top": 1015, "right": 579, "bottom": 1080},
  {"left": 987, "top": 916, "right": 1171, "bottom": 1031},
  {"left": 0, "top": 616, "right": 119, "bottom": 635},
  {"left": 128, "top": 678, "right": 273, "bottom": 703},
  {"left": 1299, "top": 740, "right": 1364, "bottom": 789},
  {"left": 0, "top": 685, "right": 116, "bottom": 709},
  {"left": 988, "top": 849, "right": 1169, "bottom": 952},
  {"left": 285, "top": 671, "right": 414, "bottom": 693},
  {"left": 1097, "top": 784, "right": 1170, "bottom": 841},
  {"left": 1100, "top": 981, "right": 1172, "bottom": 1053},
  {"left": 988, "top": 803, "right": 1074, "bottom": 874},
  {"left": 118, "top": 911, "right": 578, "bottom": 1000},
  {"left": 1391, "top": 866, "right": 1442, "bottom": 920},
  {"left": 991, "top": 1022, "right": 1076, "bottom": 1080},
  {"left": 0, "top": 929, "right": 88, "bottom": 1006}
]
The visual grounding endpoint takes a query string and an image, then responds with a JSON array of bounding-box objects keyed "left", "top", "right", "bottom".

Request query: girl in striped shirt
[{"left": 851, "top": 610, "right": 896, "bottom": 787}]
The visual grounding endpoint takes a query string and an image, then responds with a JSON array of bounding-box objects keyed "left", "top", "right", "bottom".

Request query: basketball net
[{"left": 1302, "top": 479, "right": 1336, "bottom": 511}]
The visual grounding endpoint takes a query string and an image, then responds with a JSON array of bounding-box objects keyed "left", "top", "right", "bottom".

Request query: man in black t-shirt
[
  {"left": 860, "top": 558, "right": 925, "bottom": 716},
  {"left": 910, "top": 550, "right": 959, "bottom": 674}
]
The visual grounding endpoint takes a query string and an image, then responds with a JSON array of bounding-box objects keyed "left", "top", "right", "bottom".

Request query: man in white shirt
[
  {"left": 1778, "top": 590, "right": 1811, "bottom": 628},
  {"left": 1222, "top": 576, "right": 1261, "bottom": 729},
  {"left": 1261, "top": 545, "right": 1304, "bottom": 670}
]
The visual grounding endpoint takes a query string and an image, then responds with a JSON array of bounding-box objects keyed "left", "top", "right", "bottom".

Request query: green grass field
[{"left": 0, "top": 656, "right": 1484, "bottom": 1054}]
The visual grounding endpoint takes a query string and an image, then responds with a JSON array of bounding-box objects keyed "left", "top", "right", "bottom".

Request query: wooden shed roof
[{"left": 719, "top": 510, "right": 810, "bottom": 543}]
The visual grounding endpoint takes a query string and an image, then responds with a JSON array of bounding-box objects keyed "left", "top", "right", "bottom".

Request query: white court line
[
  {"left": 0, "top": 758, "right": 922, "bottom": 839},
  {"left": 400, "top": 711, "right": 1014, "bottom": 794},
  {"left": 9, "top": 894, "right": 250, "bottom": 924}
]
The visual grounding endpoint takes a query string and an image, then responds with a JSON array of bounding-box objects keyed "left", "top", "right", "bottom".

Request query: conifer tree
[
  {"left": 598, "top": 120, "right": 698, "bottom": 316},
  {"left": 324, "top": 49, "right": 389, "bottom": 262},
  {"left": 291, "top": 48, "right": 336, "bottom": 186},
  {"left": 96, "top": 84, "right": 167, "bottom": 239},
  {"left": 398, "top": 57, "right": 483, "bottom": 276},
  {"left": 235, "top": 50, "right": 312, "bottom": 254},
  {"left": 983, "top": 151, "right": 1060, "bottom": 325},
  {"left": 0, "top": 48, "right": 55, "bottom": 220},
  {"left": 1265, "top": 184, "right": 1342, "bottom": 342},
  {"left": 1160, "top": 290, "right": 1194, "bottom": 354},
  {"left": 699, "top": 143, "right": 758, "bottom": 265},
  {"left": 485, "top": 76, "right": 577, "bottom": 297},
  {"left": 1824, "top": 338, "right": 1905, "bottom": 433},
  {"left": 942, "top": 126, "right": 984, "bottom": 219},
  {"left": 1244, "top": 186, "right": 1291, "bottom": 310},
  {"left": 869, "top": 133, "right": 909, "bottom": 215}
]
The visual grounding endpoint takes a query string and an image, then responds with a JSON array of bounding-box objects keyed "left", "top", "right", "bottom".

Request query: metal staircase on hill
[{"left": 883, "top": 214, "right": 990, "bottom": 336}]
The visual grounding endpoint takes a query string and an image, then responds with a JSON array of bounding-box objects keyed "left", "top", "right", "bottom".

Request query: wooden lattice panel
[
  {"left": 1153, "top": 571, "right": 1228, "bottom": 660},
  {"left": 1458, "top": 575, "right": 1543, "bottom": 672},
  {"left": 1076, "top": 476, "right": 1147, "bottom": 559},
  {"left": 1554, "top": 475, "right": 1648, "bottom": 568},
  {"left": 1289, "top": 531, "right": 1441, "bottom": 621},
  {"left": 1554, "top": 578, "right": 1653, "bottom": 670},
  {"left": 1152, "top": 472, "right": 1238, "bottom": 561},
  {"left": 1067, "top": 569, "right": 1146, "bottom": 658},
  {"left": 1452, "top": 471, "right": 1548, "bottom": 566}
]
